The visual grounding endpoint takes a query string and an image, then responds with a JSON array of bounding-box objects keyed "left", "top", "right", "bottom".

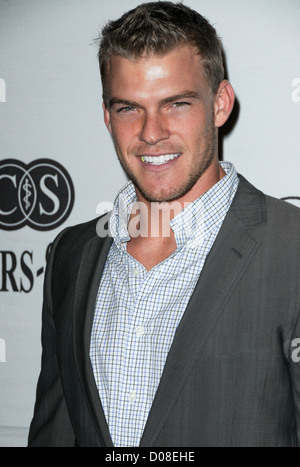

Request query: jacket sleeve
[
  {"left": 28, "top": 229, "right": 75, "bottom": 447},
  {"left": 290, "top": 309, "right": 300, "bottom": 447}
]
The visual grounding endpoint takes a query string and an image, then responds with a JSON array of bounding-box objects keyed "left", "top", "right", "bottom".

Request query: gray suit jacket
[{"left": 28, "top": 175, "right": 300, "bottom": 447}]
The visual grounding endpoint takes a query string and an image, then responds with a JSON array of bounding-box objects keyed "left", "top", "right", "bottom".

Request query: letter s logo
[{"left": 39, "top": 174, "right": 60, "bottom": 216}]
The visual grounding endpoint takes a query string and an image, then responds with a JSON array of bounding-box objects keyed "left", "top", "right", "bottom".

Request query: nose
[{"left": 139, "top": 112, "right": 170, "bottom": 145}]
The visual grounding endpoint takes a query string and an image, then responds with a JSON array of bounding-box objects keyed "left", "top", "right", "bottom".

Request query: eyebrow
[
  {"left": 109, "top": 98, "right": 139, "bottom": 108},
  {"left": 160, "top": 91, "right": 200, "bottom": 105},
  {"left": 108, "top": 91, "right": 200, "bottom": 109}
]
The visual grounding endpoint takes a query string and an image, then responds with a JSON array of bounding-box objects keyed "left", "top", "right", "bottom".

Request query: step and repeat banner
[{"left": 0, "top": 0, "right": 299, "bottom": 446}]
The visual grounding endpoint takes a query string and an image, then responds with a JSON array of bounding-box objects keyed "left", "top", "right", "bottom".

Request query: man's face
[{"left": 103, "top": 46, "right": 223, "bottom": 203}]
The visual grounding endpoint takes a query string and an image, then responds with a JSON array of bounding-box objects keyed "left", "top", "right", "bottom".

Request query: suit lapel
[
  {"left": 140, "top": 176, "right": 266, "bottom": 446},
  {"left": 73, "top": 233, "right": 114, "bottom": 446}
]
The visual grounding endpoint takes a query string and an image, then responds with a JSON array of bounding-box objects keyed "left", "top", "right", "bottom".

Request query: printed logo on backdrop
[
  {"left": 0, "top": 159, "right": 74, "bottom": 230},
  {"left": 281, "top": 196, "right": 300, "bottom": 208},
  {"left": 0, "top": 338, "right": 6, "bottom": 363},
  {"left": 0, "top": 78, "right": 6, "bottom": 102}
]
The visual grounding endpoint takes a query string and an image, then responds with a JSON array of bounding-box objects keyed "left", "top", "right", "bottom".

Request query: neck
[{"left": 129, "top": 159, "right": 225, "bottom": 239}]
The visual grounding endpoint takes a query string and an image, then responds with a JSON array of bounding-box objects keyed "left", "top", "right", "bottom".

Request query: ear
[
  {"left": 102, "top": 101, "right": 112, "bottom": 134},
  {"left": 213, "top": 80, "right": 235, "bottom": 128}
]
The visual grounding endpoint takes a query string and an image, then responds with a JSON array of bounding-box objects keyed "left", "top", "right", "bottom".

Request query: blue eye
[
  {"left": 173, "top": 101, "right": 190, "bottom": 107},
  {"left": 118, "top": 106, "right": 135, "bottom": 112}
]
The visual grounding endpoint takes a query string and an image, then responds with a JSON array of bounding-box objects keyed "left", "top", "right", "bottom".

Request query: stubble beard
[{"left": 112, "top": 121, "right": 218, "bottom": 204}]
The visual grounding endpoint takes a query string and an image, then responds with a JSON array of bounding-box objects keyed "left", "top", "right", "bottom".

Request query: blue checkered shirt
[{"left": 90, "top": 161, "right": 239, "bottom": 447}]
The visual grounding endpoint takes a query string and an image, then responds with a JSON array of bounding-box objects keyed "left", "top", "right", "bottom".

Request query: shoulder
[
  {"left": 54, "top": 219, "right": 98, "bottom": 247},
  {"left": 236, "top": 173, "right": 300, "bottom": 223},
  {"left": 45, "top": 215, "right": 111, "bottom": 301},
  {"left": 264, "top": 194, "right": 300, "bottom": 248},
  {"left": 47, "top": 215, "right": 111, "bottom": 273},
  {"left": 265, "top": 193, "right": 300, "bottom": 219},
  {"left": 234, "top": 175, "right": 300, "bottom": 255}
]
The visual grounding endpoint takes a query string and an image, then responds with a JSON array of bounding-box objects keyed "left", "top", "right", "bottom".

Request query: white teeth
[{"left": 141, "top": 153, "right": 180, "bottom": 165}]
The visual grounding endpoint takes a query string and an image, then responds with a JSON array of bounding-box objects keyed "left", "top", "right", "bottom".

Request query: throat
[{"left": 127, "top": 235, "right": 177, "bottom": 271}]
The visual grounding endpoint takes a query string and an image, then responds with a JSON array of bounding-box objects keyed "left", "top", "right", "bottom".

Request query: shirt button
[
  {"left": 188, "top": 238, "right": 202, "bottom": 249},
  {"left": 128, "top": 390, "right": 136, "bottom": 402},
  {"left": 135, "top": 325, "right": 145, "bottom": 337},
  {"left": 132, "top": 268, "right": 141, "bottom": 275}
]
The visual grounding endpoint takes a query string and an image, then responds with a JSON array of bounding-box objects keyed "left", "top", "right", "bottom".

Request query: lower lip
[{"left": 138, "top": 154, "right": 182, "bottom": 170}]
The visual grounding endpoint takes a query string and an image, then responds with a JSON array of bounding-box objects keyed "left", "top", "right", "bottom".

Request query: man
[{"left": 28, "top": 2, "right": 300, "bottom": 447}]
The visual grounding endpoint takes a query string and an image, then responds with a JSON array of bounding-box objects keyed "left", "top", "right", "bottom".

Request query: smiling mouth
[{"left": 140, "top": 153, "right": 181, "bottom": 165}]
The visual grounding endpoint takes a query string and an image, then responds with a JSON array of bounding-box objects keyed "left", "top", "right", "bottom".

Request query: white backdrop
[{"left": 0, "top": 0, "right": 299, "bottom": 447}]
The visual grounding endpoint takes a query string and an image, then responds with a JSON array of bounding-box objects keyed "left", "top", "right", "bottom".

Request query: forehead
[{"left": 105, "top": 46, "right": 208, "bottom": 98}]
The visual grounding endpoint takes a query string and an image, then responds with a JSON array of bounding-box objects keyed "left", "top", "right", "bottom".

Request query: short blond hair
[{"left": 97, "top": 1, "right": 225, "bottom": 106}]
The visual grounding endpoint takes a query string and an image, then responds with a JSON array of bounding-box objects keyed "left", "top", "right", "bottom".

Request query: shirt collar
[
  {"left": 170, "top": 161, "right": 239, "bottom": 249},
  {"left": 109, "top": 181, "right": 136, "bottom": 246},
  {"left": 109, "top": 162, "right": 239, "bottom": 250}
]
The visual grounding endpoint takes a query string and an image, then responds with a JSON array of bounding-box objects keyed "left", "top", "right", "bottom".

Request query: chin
[{"left": 138, "top": 186, "right": 189, "bottom": 204}]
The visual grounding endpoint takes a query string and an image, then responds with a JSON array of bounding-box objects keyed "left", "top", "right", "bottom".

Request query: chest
[{"left": 126, "top": 236, "right": 177, "bottom": 271}]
